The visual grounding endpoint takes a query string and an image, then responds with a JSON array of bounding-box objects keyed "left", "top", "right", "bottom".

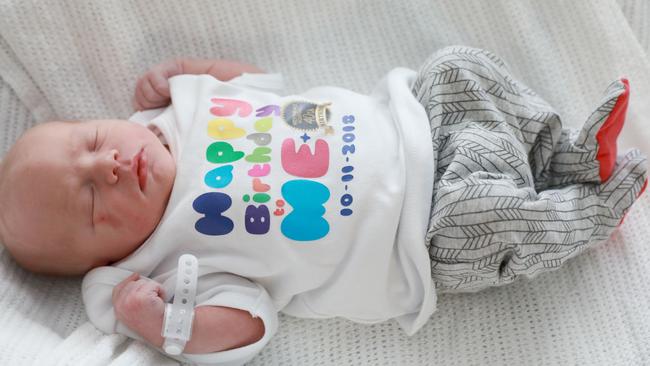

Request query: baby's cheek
[
  {"left": 128, "top": 207, "right": 159, "bottom": 234},
  {"left": 109, "top": 201, "right": 157, "bottom": 238}
]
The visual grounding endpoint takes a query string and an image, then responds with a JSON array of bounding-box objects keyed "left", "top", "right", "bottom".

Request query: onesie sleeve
[
  {"left": 82, "top": 267, "right": 279, "bottom": 366},
  {"left": 81, "top": 266, "right": 149, "bottom": 341},
  {"left": 180, "top": 272, "right": 279, "bottom": 366}
]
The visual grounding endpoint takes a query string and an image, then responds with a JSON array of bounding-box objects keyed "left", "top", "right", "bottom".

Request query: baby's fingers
[
  {"left": 112, "top": 272, "right": 140, "bottom": 304},
  {"left": 134, "top": 76, "right": 167, "bottom": 111},
  {"left": 133, "top": 60, "right": 182, "bottom": 111},
  {"left": 136, "top": 277, "right": 167, "bottom": 300},
  {"left": 133, "top": 77, "right": 150, "bottom": 111},
  {"left": 148, "top": 72, "right": 171, "bottom": 99},
  {"left": 149, "top": 59, "right": 183, "bottom": 96}
]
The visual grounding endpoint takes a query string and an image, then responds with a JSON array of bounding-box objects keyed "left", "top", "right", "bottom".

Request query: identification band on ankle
[{"left": 161, "top": 254, "right": 199, "bottom": 355}]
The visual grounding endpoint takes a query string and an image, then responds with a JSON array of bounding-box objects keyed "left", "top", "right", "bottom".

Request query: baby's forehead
[
  {"left": 8, "top": 122, "right": 70, "bottom": 157},
  {"left": 13, "top": 121, "right": 78, "bottom": 161},
  {"left": 25, "top": 120, "right": 77, "bottom": 141},
  {"left": 4, "top": 124, "right": 81, "bottom": 210},
  {"left": 0, "top": 121, "right": 85, "bottom": 255}
]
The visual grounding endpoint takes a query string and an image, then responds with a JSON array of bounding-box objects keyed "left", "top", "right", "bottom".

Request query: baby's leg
[
  {"left": 412, "top": 46, "right": 564, "bottom": 196},
  {"left": 413, "top": 46, "right": 631, "bottom": 193},
  {"left": 414, "top": 46, "right": 647, "bottom": 293},
  {"left": 428, "top": 135, "right": 646, "bottom": 293}
]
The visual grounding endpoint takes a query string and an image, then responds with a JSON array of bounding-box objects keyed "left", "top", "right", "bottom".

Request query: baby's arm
[
  {"left": 112, "top": 272, "right": 264, "bottom": 353},
  {"left": 133, "top": 58, "right": 263, "bottom": 111}
]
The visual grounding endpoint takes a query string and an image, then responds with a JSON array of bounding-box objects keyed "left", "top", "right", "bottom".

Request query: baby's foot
[
  {"left": 549, "top": 78, "right": 630, "bottom": 186},
  {"left": 597, "top": 149, "right": 648, "bottom": 226}
]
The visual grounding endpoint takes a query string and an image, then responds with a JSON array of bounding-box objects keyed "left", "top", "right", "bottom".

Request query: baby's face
[{"left": 0, "top": 120, "right": 176, "bottom": 275}]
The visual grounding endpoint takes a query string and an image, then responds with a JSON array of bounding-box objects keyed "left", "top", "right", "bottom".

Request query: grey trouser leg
[{"left": 413, "top": 46, "right": 647, "bottom": 293}]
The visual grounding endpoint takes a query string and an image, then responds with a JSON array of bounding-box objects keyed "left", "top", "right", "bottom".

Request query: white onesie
[{"left": 82, "top": 70, "right": 435, "bottom": 366}]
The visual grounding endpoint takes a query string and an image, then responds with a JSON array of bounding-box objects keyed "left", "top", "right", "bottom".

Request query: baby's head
[{"left": 0, "top": 120, "right": 176, "bottom": 276}]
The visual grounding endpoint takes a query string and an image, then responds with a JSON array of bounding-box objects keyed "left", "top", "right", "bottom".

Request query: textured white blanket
[{"left": 1, "top": 0, "right": 649, "bottom": 365}]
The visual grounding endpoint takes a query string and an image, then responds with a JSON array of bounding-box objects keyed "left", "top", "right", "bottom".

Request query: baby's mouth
[{"left": 135, "top": 148, "right": 148, "bottom": 192}]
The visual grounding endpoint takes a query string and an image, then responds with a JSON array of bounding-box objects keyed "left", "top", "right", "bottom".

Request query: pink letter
[
  {"left": 281, "top": 138, "right": 329, "bottom": 178},
  {"left": 210, "top": 98, "right": 253, "bottom": 117},
  {"left": 248, "top": 164, "right": 271, "bottom": 177}
]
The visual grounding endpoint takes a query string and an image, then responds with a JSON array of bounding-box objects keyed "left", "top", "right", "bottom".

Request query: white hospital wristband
[{"left": 161, "top": 254, "right": 199, "bottom": 355}]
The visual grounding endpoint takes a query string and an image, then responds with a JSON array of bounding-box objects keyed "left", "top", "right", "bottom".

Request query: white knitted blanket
[{"left": 1, "top": 1, "right": 649, "bottom": 365}]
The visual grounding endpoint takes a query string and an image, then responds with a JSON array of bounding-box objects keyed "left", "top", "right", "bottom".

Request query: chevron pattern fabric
[{"left": 414, "top": 47, "right": 648, "bottom": 293}]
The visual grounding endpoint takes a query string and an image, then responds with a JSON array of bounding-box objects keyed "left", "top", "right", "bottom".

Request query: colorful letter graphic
[
  {"left": 281, "top": 138, "right": 329, "bottom": 178},
  {"left": 246, "top": 133, "right": 272, "bottom": 146},
  {"left": 204, "top": 165, "right": 234, "bottom": 189},
  {"left": 207, "top": 118, "right": 246, "bottom": 140},
  {"left": 210, "top": 98, "right": 252, "bottom": 117},
  {"left": 248, "top": 164, "right": 271, "bottom": 177},
  {"left": 193, "top": 192, "right": 234, "bottom": 236},
  {"left": 245, "top": 205, "right": 270, "bottom": 234},
  {"left": 206, "top": 142, "right": 244, "bottom": 164},
  {"left": 281, "top": 180, "right": 330, "bottom": 241},
  {"left": 256, "top": 105, "right": 280, "bottom": 117},
  {"left": 245, "top": 147, "right": 272, "bottom": 163},
  {"left": 252, "top": 178, "right": 270, "bottom": 192},
  {"left": 254, "top": 117, "right": 273, "bottom": 132},
  {"left": 195, "top": 97, "right": 343, "bottom": 238}
]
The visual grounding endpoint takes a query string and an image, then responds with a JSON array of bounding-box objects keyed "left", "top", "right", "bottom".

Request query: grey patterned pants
[{"left": 413, "top": 46, "right": 648, "bottom": 293}]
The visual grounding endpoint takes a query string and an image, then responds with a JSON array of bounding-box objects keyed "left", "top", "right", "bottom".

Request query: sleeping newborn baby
[{"left": 0, "top": 46, "right": 646, "bottom": 365}]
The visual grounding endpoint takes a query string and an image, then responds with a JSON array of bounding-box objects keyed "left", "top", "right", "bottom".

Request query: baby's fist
[
  {"left": 133, "top": 59, "right": 184, "bottom": 111},
  {"left": 112, "top": 273, "right": 167, "bottom": 345}
]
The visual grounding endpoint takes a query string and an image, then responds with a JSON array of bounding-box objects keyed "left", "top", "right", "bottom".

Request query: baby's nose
[{"left": 97, "top": 149, "right": 128, "bottom": 184}]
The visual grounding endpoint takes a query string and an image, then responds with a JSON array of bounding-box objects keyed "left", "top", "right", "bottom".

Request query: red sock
[{"left": 596, "top": 78, "right": 630, "bottom": 182}]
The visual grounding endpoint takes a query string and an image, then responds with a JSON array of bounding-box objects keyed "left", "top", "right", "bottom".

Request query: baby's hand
[
  {"left": 112, "top": 273, "right": 167, "bottom": 346},
  {"left": 133, "top": 58, "right": 263, "bottom": 111},
  {"left": 133, "top": 59, "right": 184, "bottom": 111}
]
